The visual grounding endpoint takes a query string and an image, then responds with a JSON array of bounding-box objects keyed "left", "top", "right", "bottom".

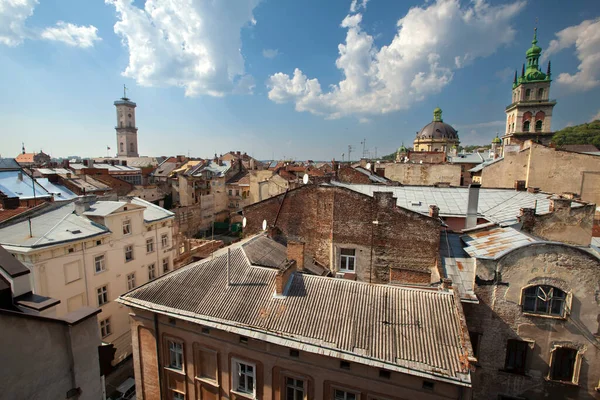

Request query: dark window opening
[
  {"left": 535, "top": 120, "right": 543, "bottom": 132},
  {"left": 422, "top": 381, "right": 435, "bottom": 390},
  {"left": 523, "top": 285, "right": 566, "bottom": 316},
  {"left": 504, "top": 339, "right": 528, "bottom": 374},
  {"left": 469, "top": 331, "right": 482, "bottom": 359},
  {"left": 289, "top": 349, "right": 300, "bottom": 358},
  {"left": 550, "top": 347, "right": 577, "bottom": 382},
  {"left": 340, "top": 361, "right": 350, "bottom": 370},
  {"left": 379, "top": 370, "right": 391, "bottom": 379}
]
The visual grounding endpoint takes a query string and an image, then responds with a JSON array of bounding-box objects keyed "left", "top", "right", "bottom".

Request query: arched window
[
  {"left": 537, "top": 88, "right": 544, "bottom": 100},
  {"left": 535, "top": 120, "right": 543, "bottom": 132},
  {"left": 525, "top": 89, "right": 531, "bottom": 100},
  {"left": 522, "top": 285, "right": 567, "bottom": 316},
  {"left": 523, "top": 120, "right": 530, "bottom": 132},
  {"left": 120, "top": 142, "right": 124, "bottom": 152}
]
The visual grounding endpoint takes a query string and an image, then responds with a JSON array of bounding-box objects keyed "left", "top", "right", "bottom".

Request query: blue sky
[{"left": 1, "top": 0, "right": 599, "bottom": 161}]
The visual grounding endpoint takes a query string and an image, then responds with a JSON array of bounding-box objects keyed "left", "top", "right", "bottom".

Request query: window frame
[
  {"left": 148, "top": 263, "right": 156, "bottom": 280},
  {"left": 126, "top": 272, "right": 136, "bottom": 290},
  {"left": 194, "top": 345, "right": 219, "bottom": 387},
  {"left": 163, "top": 257, "right": 170, "bottom": 273},
  {"left": 503, "top": 339, "right": 529, "bottom": 375},
  {"left": 521, "top": 285, "right": 569, "bottom": 318},
  {"left": 146, "top": 237, "right": 155, "bottom": 253},
  {"left": 548, "top": 346, "right": 582, "bottom": 385},
  {"left": 339, "top": 248, "right": 356, "bottom": 273},
  {"left": 124, "top": 245, "right": 134, "bottom": 262},
  {"left": 100, "top": 317, "right": 111, "bottom": 338},
  {"left": 162, "top": 233, "right": 169, "bottom": 248},
  {"left": 231, "top": 358, "right": 257, "bottom": 398},
  {"left": 122, "top": 219, "right": 131, "bottom": 236},
  {"left": 284, "top": 375, "right": 306, "bottom": 400},
  {"left": 97, "top": 285, "right": 109, "bottom": 306},
  {"left": 94, "top": 254, "right": 106, "bottom": 273},
  {"left": 332, "top": 386, "right": 360, "bottom": 400},
  {"left": 167, "top": 339, "right": 185, "bottom": 372}
]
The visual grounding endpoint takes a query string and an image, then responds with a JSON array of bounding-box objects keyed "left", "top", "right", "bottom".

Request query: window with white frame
[
  {"left": 522, "top": 285, "right": 568, "bottom": 317},
  {"left": 232, "top": 359, "right": 256, "bottom": 396},
  {"left": 339, "top": 248, "right": 356, "bottom": 272},
  {"left": 94, "top": 254, "right": 105, "bottom": 273},
  {"left": 285, "top": 376, "right": 305, "bottom": 400},
  {"left": 123, "top": 219, "right": 131, "bottom": 235},
  {"left": 146, "top": 237, "right": 154, "bottom": 253},
  {"left": 97, "top": 285, "right": 108, "bottom": 306},
  {"left": 162, "top": 233, "right": 169, "bottom": 248},
  {"left": 163, "top": 258, "right": 170, "bottom": 273},
  {"left": 127, "top": 273, "right": 136, "bottom": 290},
  {"left": 168, "top": 340, "right": 184, "bottom": 370},
  {"left": 148, "top": 263, "right": 156, "bottom": 280},
  {"left": 334, "top": 388, "right": 358, "bottom": 400},
  {"left": 125, "top": 245, "right": 134, "bottom": 262},
  {"left": 100, "top": 318, "right": 111, "bottom": 338}
]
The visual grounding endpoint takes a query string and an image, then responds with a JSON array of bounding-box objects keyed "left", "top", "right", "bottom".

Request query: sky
[{"left": 1, "top": 0, "right": 599, "bottom": 161}]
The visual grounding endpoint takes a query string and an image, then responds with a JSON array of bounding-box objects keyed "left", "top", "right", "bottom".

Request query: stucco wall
[
  {"left": 480, "top": 147, "right": 529, "bottom": 189},
  {"left": 0, "top": 311, "right": 102, "bottom": 400},
  {"left": 384, "top": 163, "right": 461, "bottom": 186},
  {"left": 464, "top": 244, "right": 600, "bottom": 399}
]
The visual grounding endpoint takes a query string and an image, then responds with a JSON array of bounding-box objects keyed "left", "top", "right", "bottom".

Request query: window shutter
[
  {"left": 565, "top": 291, "right": 573, "bottom": 316},
  {"left": 573, "top": 351, "right": 583, "bottom": 385}
]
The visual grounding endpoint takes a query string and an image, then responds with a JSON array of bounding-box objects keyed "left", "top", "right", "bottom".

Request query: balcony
[{"left": 505, "top": 99, "right": 557, "bottom": 110}]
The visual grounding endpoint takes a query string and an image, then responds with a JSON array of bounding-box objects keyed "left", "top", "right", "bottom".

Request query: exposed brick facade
[
  {"left": 337, "top": 166, "right": 373, "bottom": 185},
  {"left": 243, "top": 185, "right": 441, "bottom": 284}
]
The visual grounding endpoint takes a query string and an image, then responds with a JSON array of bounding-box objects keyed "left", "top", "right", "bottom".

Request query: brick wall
[
  {"left": 243, "top": 185, "right": 440, "bottom": 284},
  {"left": 337, "top": 166, "right": 372, "bottom": 184}
]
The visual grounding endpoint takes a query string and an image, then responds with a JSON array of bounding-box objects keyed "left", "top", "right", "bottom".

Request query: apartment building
[
  {"left": 119, "top": 235, "right": 474, "bottom": 400},
  {"left": 0, "top": 195, "right": 176, "bottom": 364}
]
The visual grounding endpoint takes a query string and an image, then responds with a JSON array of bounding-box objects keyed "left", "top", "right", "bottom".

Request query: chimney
[
  {"left": 514, "top": 180, "right": 526, "bottom": 191},
  {"left": 121, "top": 160, "right": 127, "bottom": 166},
  {"left": 373, "top": 191, "right": 396, "bottom": 208},
  {"left": 359, "top": 158, "right": 368, "bottom": 168},
  {"left": 518, "top": 208, "right": 536, "bottom": 232},
  {"left": 275, "top": 260, "right": 296, "bottom": 296},
  {"left": 429, "top": 205, "right": 440, "bottom": 219},
  {"left": 17, "top": 172, "right": 23, "bottom": 181},
  {"left": 1, "top": 195, "right": 19, "bottom": 210},
  {"left": 550, "top": 197, "right": 571, "bottom": 213},
  {"left": 249, "top": 158, "right": 255, "bottom": 170},
  {"left": 74, "top": 195, "right": 97, "bottom": 215},
  {"left": 441, "top": 278, "right": 453, "bottom": 290},
  {"left": 287, "top": 241, "right": 305, "bottom": 271},
  {"left": 83, "top": 159, "right": 89, "bottom": 167},
  {"left": 465, "top": 184, "right": 480, "bottom": 229},
  {"left": 236, "top": 151, "right": 241, "bottom": 157}
]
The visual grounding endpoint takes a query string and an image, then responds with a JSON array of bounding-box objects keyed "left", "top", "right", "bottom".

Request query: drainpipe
[
  {"left": 81, "top": 242, "right": 91, "bottom": 307},
  {"left": 154, "top": 222, "right": 160, "bottom": 272},
  {"left": 153, "top": 313, "right": 164, "bottom": 399}
]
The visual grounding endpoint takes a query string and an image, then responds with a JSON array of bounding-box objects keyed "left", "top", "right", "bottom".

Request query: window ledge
[
  {"left": 164, "top": 366, "right": 185, "bottom": 375},
  {"left": 522, "top": 312, "right": 566, "bottom": 321},
  {"left": 230, "top": 390, "right": 256, "bottom": 399},
  {"left": 94, "top": 270, "right": 107, "bottom": 275},
  {"left": 545, "top": 378, "right": 579, "bottom": 387},
  {"left": 195, "top": 377, "right": 219, "bottom": 388}
]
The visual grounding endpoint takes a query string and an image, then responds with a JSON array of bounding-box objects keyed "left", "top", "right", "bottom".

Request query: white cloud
[
  {"left": 543, "top": 18, "right": 600, "bottom": 91},
  {"left": 106, "top": 0, "right": 259, "bottom": 97},
  {"left": 268, "top": 0, "right": 525, "bottom": 119},
  {"left": 41, "top": 21, "right": 101, "bottom": 48},
  {"left": 0, "top": 0, "right": 37, "bottom": 46},
  {"left": 591, "top": 110, "right": 600, "bottom": 122},
  {"left": 262, "top": 48, "right": 279, "bottom": 59},
  {"left": 350, "top": 0, "right": 369, "bottom": 13}
]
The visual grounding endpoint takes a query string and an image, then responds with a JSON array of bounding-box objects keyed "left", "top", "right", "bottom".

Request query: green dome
[
  {"left": 526, "top": 28, "right": 542, "bottom": 57},
  {"left": 397, "top": 143, "right": 407, "bottom": 153},
  {"left": 492, "top": 136, "right": 502, "bottom": 144}
]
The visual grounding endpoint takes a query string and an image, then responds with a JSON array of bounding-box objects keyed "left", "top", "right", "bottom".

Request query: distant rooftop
[{"left": 0, "top": 170, "right": 51, "bottom": 200}]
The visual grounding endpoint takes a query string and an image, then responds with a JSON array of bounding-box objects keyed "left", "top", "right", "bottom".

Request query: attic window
[
  {"left": 411, "top": 201, "right": 422, "bottom": 206},
  {"left": 68, "top": 247, "right": 74, "bottom": 253},
  {"left": 70, "top": 230, "right": 82, "bottom": 234}
]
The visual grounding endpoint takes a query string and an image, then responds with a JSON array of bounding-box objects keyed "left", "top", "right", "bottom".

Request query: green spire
[{"left": 433, "top": 107, "right": 443, "bottom": 122}]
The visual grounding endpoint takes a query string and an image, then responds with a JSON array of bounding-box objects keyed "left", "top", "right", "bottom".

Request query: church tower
[
  {"left": 115, "top": 86, "right": 139, "bottom": 157},
  {"left": 502, "top": 28, "right": 556, "bottom": 149}
]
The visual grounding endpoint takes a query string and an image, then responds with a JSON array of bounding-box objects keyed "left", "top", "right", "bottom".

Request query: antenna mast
[
  {"left": 361, "top": 138, "right": 367, "bottom": 159},
  {"left": 348, "top": 145, "right": 355, "bottom": 162}
]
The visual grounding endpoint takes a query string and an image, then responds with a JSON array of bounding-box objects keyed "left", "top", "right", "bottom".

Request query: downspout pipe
[{"left": 154, "top": 313, "right": 164, "bottom": 399}]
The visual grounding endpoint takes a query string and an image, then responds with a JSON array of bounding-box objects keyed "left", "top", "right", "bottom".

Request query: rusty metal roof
[
  {"left": 462, "top": 227, "right": 537, "bottom": 260},
  {"left": 119, "top": 235, "right": 472, "bottom": 386}
]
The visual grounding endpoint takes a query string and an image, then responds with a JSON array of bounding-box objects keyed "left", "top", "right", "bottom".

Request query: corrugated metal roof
[
  {"left": 447, "top": 152, "right": 492, "bottom": 164},
  {"left": 0, "top": 159, "right": 21, "bottom": 171},
  {"left": 131, "top": 197, "right": 175, "bottom": 222},
  {"left": 331, "top": 182, "right": 574, "bottom": 226},
  {"left": 36, "top": 168, "right": 72, "bottom": 175},
  {"left": 440, "top": 232, "right": 476, "bottom": 302},
  {"left": 119, "top": 237, "right": 471, "bottom": 385},
  {"left": 0, "top": 202, "right": 108, "bottom": 248},
  {"left": 242, "top": 236, "right": 287, "bottom": 268},
  {"left": 462, "top": 227, "right": 537, "bottom": 260},
  {"left": 0, "top": 170, "right": 51, "bottom": 200}
]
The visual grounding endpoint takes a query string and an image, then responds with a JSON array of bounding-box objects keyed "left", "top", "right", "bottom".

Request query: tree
[{"left": 552, "top": 120, "right": 600, "bottom": 148}]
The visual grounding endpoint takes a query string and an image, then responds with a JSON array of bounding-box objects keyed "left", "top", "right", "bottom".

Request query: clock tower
[
  {"left": 503, "top": 28, "right": 556, "bottom": 150},
  {"left": 114, "top": 85, "right": 139, "bottom": 157}
]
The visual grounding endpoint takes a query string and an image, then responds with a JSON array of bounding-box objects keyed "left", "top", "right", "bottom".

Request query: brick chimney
[
  {"left": 373, "top": 191, "right": 396, "bottom": 208},
  {"left": 287, "top": 241, "right": 305, "bottom": 271},
  {"left": 429, "top": 205, "right": 440, "bottom": 219},
  {"left": 74, "top": 195, "right": 97, "bottom": 215},
  {"left": 518, "top": 208, "right": 536, "bottom": 232},
  {"left": 275, "top": 260, "right": 296, "bottom": 296},
  {"left": 550, "top": 197, "right": 571, "bottom": 212}
]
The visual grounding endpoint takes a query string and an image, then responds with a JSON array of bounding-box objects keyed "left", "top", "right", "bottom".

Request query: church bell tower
[
  {"left": 502, "top": 28, "right": 556, "bottom": 150},
  {"left": 115, "top": 85, "right": 139, "bottom": 157}
]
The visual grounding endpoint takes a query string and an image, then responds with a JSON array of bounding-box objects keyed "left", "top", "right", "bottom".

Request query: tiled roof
[
  {"left": 226, "top": 171, "right": 249, "bottom": 185},
  {"left": 0, "top": 159, "right": 21, "bottom": 171},
  {"left": 0, "top": 207, "right": 30, "bottom": 223},
  {"left": 15, "top": 153, "right": 35, "bottom": 164},
  {"left": 462, "top": 226, "right": 537, "bottom": 260},
  {"left": 119, "top": 235, "right": 472, "bottom": 386},
  {"left": 331, "top": 182, "right": 579, "bottom": 227}
]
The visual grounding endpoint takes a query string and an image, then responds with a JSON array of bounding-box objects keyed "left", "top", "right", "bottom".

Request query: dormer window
[{"left": 522, "top": 285, "right": 568, "bottom": 317}]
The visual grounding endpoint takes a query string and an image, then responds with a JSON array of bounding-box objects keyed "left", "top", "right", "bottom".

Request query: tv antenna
[
  {"left": 360, "top": 138, "right": 367, "bottom": 158},
  {"left": 348, "top": 145, "right": 355, "bottom": 162}
]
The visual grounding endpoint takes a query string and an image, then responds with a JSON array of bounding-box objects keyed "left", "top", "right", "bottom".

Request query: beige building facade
[{"left": 0, "top": 196, "right": 176, "bottom": 364}]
